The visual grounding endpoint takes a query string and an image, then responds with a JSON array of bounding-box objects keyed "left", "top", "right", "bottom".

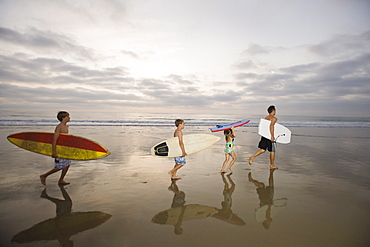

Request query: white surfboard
[
  {"left": 151, "top": 134, "right": 220, "bottom": 157},
  {"left": 258, "top": 119, "right": 291, "bottom": 144}
]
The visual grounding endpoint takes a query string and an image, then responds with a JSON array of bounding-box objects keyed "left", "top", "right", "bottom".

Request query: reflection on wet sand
[
  {"left": 11, "top": 185, "right": 111, "bottom": 246},
  {"left": 212, "top": 173, "right": 245, "bottom": 226},
  {"left": 152, "top": 180, "right": 218, "bottom": 234},
  {"left": 152, "top": 174, "right": 247, "bottom": 234},
  {"left": 248, "top": 170, "right": 287, "bottom": 229}
]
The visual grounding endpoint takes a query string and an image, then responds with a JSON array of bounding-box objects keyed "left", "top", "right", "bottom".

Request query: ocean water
[{"left": 1, "top": 111, "right": 369, "bottom": 128}]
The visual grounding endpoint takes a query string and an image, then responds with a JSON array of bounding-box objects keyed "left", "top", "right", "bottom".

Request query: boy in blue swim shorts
[
  {"left": 174, "top": 156, "right": 186, "bottom": 166},
  {"left": 168, "top": 119, "right": 187, "bottom": 180},
  {"left": 54, "top": 158, "right": 72, "bottom": 170},
  {"left": 40, "top": 111, "right": 72, "bottom": 185}
]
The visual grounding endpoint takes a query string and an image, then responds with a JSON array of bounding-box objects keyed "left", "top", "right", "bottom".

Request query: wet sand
[{"left": 0, "top": 125, "right": 369, "bottom": 247}]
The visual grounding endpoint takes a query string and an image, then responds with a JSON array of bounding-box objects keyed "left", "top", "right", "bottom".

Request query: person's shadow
[
  {"left": 212, "top": 173, "right": 246, "bottom": 226},
  {"left": 248, "top": 170, "right": 287, "bottom": 229},
  {"left": 152, "top": 180, "right": 218, "bottom": 234},
  {"left": 11, "top": 185, "right": 111, "bottom": 246}
]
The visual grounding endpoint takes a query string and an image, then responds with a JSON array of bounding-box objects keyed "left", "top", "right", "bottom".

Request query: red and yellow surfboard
[{"left": 7, "top": 132, "right": 110, "bottom": 160}]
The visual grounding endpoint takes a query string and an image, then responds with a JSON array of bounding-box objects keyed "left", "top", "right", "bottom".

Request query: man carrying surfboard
[
  {"left": 40, "top": 111, "right": 72, "bottom": 185},
  {"left": 249, "top": 106, "right": 279, "bottom": 169},
  {"left": 168, "top": 119, "right": 187, "bottom": 180}
]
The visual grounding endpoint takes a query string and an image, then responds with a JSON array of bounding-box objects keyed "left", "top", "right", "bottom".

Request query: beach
[{"left": 0, "top": 120, "right": 370, "bottom": 247}]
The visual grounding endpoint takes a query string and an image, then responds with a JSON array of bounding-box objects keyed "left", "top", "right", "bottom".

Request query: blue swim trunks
[
  {"left": 54, "top": 158, "right": 71, "bottom": 169},
  {"left": 174, "top": 156, "right": 186, "bottom": 165}
]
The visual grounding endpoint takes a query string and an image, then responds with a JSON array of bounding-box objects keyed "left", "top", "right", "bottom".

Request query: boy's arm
[
  {"left": 269, "top": 118, "right": 277, "bottom": 142},
  {"left": 177, "top": 132, "right": 187, "bottom": 156},
  {"left": 52, "top": 125, "right": 61, "bottom": 158}
]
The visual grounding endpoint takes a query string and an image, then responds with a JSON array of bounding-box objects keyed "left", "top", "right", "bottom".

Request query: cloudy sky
[{"left": 0, "top": 0, "right": 369, "bottom": 117}]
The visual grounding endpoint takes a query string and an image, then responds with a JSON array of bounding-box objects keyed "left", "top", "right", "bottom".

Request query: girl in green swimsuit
[{"left": 221, "top": 126, "right": 237, "bottom": 173}]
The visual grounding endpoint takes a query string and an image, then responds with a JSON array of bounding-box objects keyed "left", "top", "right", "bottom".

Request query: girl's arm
[{"left": 231, "top": 126, "right": 236, "bottom": 138}]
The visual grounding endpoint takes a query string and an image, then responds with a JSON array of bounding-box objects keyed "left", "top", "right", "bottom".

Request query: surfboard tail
[{"left": 153, "top": 142, "right": 169, "bottom": 156}]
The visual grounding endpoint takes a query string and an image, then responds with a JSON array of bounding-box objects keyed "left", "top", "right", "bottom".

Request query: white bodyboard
[{"left": 258, "top": 119, "right": 291, "bottom": 144}]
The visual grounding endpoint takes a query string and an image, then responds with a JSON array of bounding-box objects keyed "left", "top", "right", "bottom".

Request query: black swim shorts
[{"left": 258, "top": 137, "right": 276, "bottom": 152}]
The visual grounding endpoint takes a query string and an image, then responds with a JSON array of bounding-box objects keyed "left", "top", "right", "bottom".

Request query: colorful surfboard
[
  {"left": 7, "top": 132, "right": 110, "bottom": 160},
  {"left": 210, "top": 119, "right": 250, "bottom": 132},
  {"left": 151, "top": 134, "right": 220, "bottom": 157}
]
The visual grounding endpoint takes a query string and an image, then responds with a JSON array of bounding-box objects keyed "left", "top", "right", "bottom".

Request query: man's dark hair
[{"left": 267, "top": 105, "right": 276, "bottom": 114}]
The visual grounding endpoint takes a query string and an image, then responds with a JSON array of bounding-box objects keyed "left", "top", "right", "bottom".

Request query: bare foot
[
  {"left": 248, "top": 157, "right": 253, "bottom": 166},
  {"left": 270, "top": 165, "right": 278, "bottom": 170},
  {"left": 220, "top": 170, "right": 227, "bottom": 173},
  {"left": 58, "top": 181, "right": 70, "bottom": 185},
  {"left": 40, "top": 175, "right": 46, "bottom": 185},
  {"left": 171, "top": 177, "right": 181, "bottom": 180},
  {"left": 227, "top": 168, "right": 233, "bottom": 174}
]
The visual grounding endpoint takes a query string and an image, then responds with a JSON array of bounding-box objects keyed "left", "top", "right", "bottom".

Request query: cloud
[
  {"left": 0, "top": 26, "right": 94, "bottom": 60},
  {"left": 233, "top": 60, "right": 258, "bottom": 70},
  {"left": 165, "top": 74, "right": 196, "bottom": 85},
  {"left": 0, "top": 21, "right": 369, "bottom": 116},
  {"left": 234, "top": 72, "right": 259, "bottom": 80},
  {"left": 238, "top": 52, "right": 370, "bottom": 103},
  {"left": 228, "top": 30, "right": 370, "bottom": 115},
  {"left": 0, "top": 27, "right": 57, "bottom": 48},
  {"left": 0, "top": 82, "right": 145, "bottom": 109},
  {"left": 0, "top": 53, "right": 131, "bottom": 86},
  {"left": 242, "top": 43, "right": 270, "bottom": 56},
  {"left": 306, "top": 30, "right": 370, "bottom": 60},
  {"left": 121, "top": 50, "right": 140, "bottom": 59}
]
